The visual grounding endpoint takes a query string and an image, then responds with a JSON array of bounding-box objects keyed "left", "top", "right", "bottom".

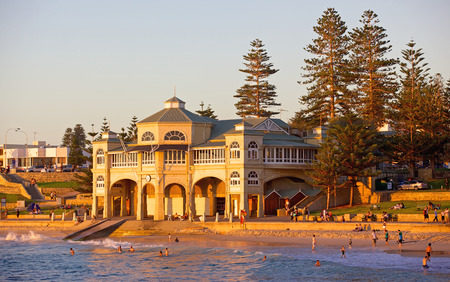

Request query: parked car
[
  {"left": 398, "top": 180, "right": 428, "bottom": 190},
  {"left": 62, "top": 164, "right": 78, "bottom": 172},
  {"left": 26, "top": 165, "right": 45, "bottom": 172}
]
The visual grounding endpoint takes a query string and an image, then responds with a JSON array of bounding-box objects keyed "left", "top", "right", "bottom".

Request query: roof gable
[{"left": 252, "top": 118, "right": 287, "bottom": 133}]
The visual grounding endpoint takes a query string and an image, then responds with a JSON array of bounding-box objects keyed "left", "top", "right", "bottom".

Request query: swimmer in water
[
  {"left": 315, "top": 260, "right": 320, "bottom": 267},
  {"left": 165, "top": 248, "right": 169, "bottom": 256},
  {"left": 118, "top": 245, "right": 122, "bottom": 253},
  {"left": 175, "top": 237, "right": 179, "bottom": 243},
  {"left": 263, "top": 256, "right": 267, "bottom": 261},
  {"left": 341, "top": 246, "right": 346, "bottom": 258},
  {"left": 70, "top": 248, "right": 75, "bottom": 256},
  {"left": 159, "top": 250, "right": 163, "bottom": 257},
  {"left": 129, "top": 246, "right": 135, "bottom": 253}
]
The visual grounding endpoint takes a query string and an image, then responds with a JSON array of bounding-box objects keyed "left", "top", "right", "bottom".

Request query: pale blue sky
[{"left": 1, "top": 0, "right": 449, "bottom": 144}]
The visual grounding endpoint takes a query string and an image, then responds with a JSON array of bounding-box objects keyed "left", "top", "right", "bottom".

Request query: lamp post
[
  {"left": 17, "top": 130, "right": 29, "bottom": 168},
  {"left": 4, "top": 128, "right": 21, "bottom": 168}
]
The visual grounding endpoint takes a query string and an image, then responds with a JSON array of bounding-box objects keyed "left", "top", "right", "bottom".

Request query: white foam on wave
[
  {"left": 1, "top": 231, "right": 43, "bottom": 242},
  {"left": 68, "top": 238, "right": 162, "bottom": 249}
]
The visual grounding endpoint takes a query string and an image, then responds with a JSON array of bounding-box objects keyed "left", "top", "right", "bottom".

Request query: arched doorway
[
  {"left": 164, "top": 184, "right": 186, "bottom": 216},
  {"left": 263, "top": 177, "right": 310, "bottom": 215},
  {"left": 111, "top": 179, "right": 137, "bottom": 217},
  {"left": 193, "top": 177, "right": 226, "bottom": 216},
  {"left": 143, "top": 183, "right": 155, "bottom": 218}
]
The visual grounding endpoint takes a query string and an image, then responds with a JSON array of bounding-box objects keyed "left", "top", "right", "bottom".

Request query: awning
[{"left": 127, "top": 144, "right": 189, "bottom": 152}]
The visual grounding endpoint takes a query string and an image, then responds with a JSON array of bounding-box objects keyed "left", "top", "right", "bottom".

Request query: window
[
  {"left": 164, "top": 130, "right": 185, "bottom": 141},
  {"left": 142, "top": 151, "right": 155, "bottom": 165},
  {"left": 230, "top": 171, "right": 240, "bottom": 186},
  {"left": 230, "top": 141, "right": 240, "bottom": 159},
  {"left": 248, "top": 141, "right": 258, "bottom": 160},
  {"left": 164, "top": 150, "right": 185, "bottom": 164},
  {"left": 193, "top": 148, "right": 225, "bottom": 164},
  {"left": 96, "top": 176, "right": 104, "bottom": 189},
  {"left": 96, "top": 149, "right": 105, "bottom": 166},
  {"left": 111, "top": 152, "right": 138, "bottom": 167},
  {"left": 248, "top": 171, "right": 259, "bottom": 185},
  {"left": 141, "top": 131, "right": 155, "bottom": 141}
]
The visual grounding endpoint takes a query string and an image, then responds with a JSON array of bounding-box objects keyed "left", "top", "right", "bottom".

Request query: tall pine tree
[
  {"left": 126, "top": 116, "right": 138, "bottom": 142},
  {"left": 100, "top": 117, "right": 110, "bottom": 133},
  {"left": 196, "top": 101, "right": 217, "bottom": 119},
  {"left": 297, "top": 8, "right": 350, "bottom": 127},
  {"left": 349, "top": 10, "right": 397, "bottom": 127},
  {"left": 234, "top": 39, "right": 280, "bottom": 118},
  {"left": 391, "top": 41, "right": 429, "bottom": 177}
]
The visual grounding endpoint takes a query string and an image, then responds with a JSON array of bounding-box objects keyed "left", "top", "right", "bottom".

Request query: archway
[
  {"left": 143, "top": 183, "right": 155, "bottom": 218},
  {"left": 164, "top": 183, "right": 186, "bottom": 216},
  {"left": 263, "top": 177, "right": 310, "bottom": 215},
  {"left": 111, "top": 179, "right": 137, "bottom": 217},
  {"left": 193, "top": 177, "right": 226, "bottom": 216}
]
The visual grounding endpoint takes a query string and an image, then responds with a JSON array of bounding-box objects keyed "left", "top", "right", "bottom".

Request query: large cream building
[{"left": 92, "top": 97, "right": 321, "bottom": 220}]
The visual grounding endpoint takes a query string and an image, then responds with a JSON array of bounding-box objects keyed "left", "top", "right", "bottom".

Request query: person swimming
[
  {"left": 118, "top": 245, "right": 122, "bottom": 253},
  {"left": 175, "top": 237, "right": 179, "bottom": 243},
  {"left": 262, "top": 256, "right": 267, "bottom": 261},
  {"left": 159, "top": 250, "right": 163, "bottom": 257},
  {"left": 348, "top": 238, "right": 352, "bottom": 249},
  {"left": 315, "top": 260, "right": 320, "bottom": 267},
  {"left": 70, "top": 248, "right": 75, "bottom": 256},
  {"left": 129, "top": 246, "right": 135, "bottom": 253}
]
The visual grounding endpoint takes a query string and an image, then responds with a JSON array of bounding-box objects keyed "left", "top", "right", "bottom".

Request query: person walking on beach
[
  {"left": 433, "top": 209, "right": 438, "bottom": 222},
  {"left": 340, "top": 246, "right": 346, "bottom": 258},
  {"left": 70, "top": 248, "right": 75, "bottom": 256},
  {"left": 422, "top": 256, "right": 429, "bottom": 269},
  {"left": 371, "top": 230, "right": 378, "bottom": 247},
  {"left": 426, "top": 243, "right": 432, "bottom": 261},
  {"left": 312, "top": 234, "right": 316, "bottom": 251},
  {"left": 398, "top": 230, "right": 403, "bottom": 247},
  {"left": 384, "top": 230, "right": 389, "bottom": 245},
  {"left": 441, "top": 210, "right": 445, "bottom": 223}
]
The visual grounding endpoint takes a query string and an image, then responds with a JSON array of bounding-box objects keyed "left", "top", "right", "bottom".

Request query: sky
[{"left": 1, "top": 0, "right": 449, "bottom": 145}]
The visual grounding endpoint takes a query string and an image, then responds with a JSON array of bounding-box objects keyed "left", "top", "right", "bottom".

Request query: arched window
[
  {"left": 96, "top": 149, "right": 105, "bottom": 165},
  {"left": 248, "top": 171, "right": 259, "bottom": 185},
  {"left": 230, "top": 171, "right": 240, "bottom": 186},
  {"left": 141, "top": 131, "right": 155, "bottom": 141},
  {"left": 96, "top": 176, "right": 104, "bottom": 190},
  {"left": 230, "top": 141, "right": 240, "bottom": 159},
  {"left": 164, "top": 130, "right": 185, "bottom": 141},
  {"left": 248, "top": 141, "right": 258, "bottom": 160}
]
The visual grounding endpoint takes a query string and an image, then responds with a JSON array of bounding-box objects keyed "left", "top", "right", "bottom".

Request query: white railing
[
  {"left": 142, "top": 151, "right": 155, "bottom": 166},
  {"left": 193, "top": 148, "right": 225, "bottom": 164},
  {"left": 263, "top": 148, "right": 316, "bottom": 164},
  {"left": 110, "top": 152, "right": 138, "bottom": 168}
]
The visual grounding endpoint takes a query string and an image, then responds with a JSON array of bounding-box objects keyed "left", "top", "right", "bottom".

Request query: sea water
[{"left": 0, "top": 231, "right": 449, "bottom": 281}]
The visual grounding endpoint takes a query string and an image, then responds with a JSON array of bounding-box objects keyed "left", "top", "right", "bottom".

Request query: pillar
[
  {"left": 103, "top": 153, "right": 111, "bottom": 218},
  {"left": 120, "top": 188, "right": 126, "bottom": 217},
  {"left": 92, "top": 195, "right": 98, "bottom": 218},
  {"left": 154, "top": 192, "right": 165, "bottom": 220},
  {"left": 225, "top": 193, "right": 230, "bottom": 218},
  {"left": 136, "top": 177, "right": 143, "bottom": 220},
  {"left": 240, "top": 192, "right": 248, "bottom": 214},
  {"left": 257, "top": 193, "right": 264, "bottom": 218}
]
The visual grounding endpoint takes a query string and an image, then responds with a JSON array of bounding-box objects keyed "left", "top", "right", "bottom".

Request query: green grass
[
  {"left": 37, "top": 181, "right": 81, "bottom": 189},
  {"left": 312, "top": 200, "right": 450, "bottom": 216},
  {"left": 0, "top": 193, "right": 29, "bottom": 203}
]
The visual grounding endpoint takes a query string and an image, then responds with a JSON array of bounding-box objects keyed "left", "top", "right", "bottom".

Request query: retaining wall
[{"left": 17, "top": 172, "right": 81, "bottom": 183}]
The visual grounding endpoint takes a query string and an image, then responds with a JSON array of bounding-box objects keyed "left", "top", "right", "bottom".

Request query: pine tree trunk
[
  {"left": 349, "top": 179, "right": 355, "bottom": 207},
  {"left": 326, "top": 185, "right": 330, "bottom": 210}
]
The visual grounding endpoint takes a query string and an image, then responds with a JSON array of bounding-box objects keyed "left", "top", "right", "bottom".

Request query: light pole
[
  {"left": 17, "top": 130, "right": 28, "bottom": 168},
  {"left": 4, "top": 128, "right": 21, "bottom": 168}
]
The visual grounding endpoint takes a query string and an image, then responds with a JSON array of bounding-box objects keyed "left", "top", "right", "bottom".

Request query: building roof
[{"left": 138, "top": 108, "right": 216, "bottom": 124}]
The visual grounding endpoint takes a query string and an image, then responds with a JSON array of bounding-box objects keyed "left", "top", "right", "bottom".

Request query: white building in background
[{"left": 0, "top": 141, "right": 69, "bottom": 169}]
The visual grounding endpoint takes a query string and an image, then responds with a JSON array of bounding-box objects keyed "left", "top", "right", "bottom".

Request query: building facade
[{"left": 92, "top": 97, "right": 321, "bottom": 220}]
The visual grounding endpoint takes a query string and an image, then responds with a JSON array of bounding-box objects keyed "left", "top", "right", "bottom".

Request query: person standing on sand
[
  {"left": 312, "top": 234, "right": 316, "bottom": 251},
  {"left": 371, "top": 230, "right": 378, "bottom": 247},
  {"left": 433, "top": 209, "right": 438, "bottom": 222},
  {"left": 398, "top": 230, "right": 403, "bottom": 247},
  {"left": 384, "top": 230, "right": 389, "bottom": 245},
  {"left": 426, "top": 243, "right": 432, "bottom": 261}
]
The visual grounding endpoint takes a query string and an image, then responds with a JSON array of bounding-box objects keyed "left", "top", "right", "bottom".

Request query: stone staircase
[{"left": 1, "top": 173, "right": 44, "bottom": 200}]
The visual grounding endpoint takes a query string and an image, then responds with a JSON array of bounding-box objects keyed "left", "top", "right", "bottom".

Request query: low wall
[
  {"left": 379, "top": 191, "right": 450, "bottom": 202},
  {"left": 17, "top": 172, "right": 81, "bottom": 183},
  {"left": 40, "top": 187, "right": 77, "bottom": 195},
  {"left": 0, "top": 176, "right": 31, "bottom": 199}
]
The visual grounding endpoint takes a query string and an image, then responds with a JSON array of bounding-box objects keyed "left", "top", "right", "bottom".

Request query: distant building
[
  {"left": 0, "top": 141, "right": 70, "bottom": 169},
  {"left": 92, "top": 97, "right": 323, "bottom": 220}
]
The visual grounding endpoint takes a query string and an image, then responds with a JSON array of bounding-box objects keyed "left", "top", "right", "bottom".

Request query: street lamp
[
  {"left": 4, "top": 128, "right": 21, "bottom": 168},
  {"left": 17, "top": 130, "right": 29, "bottom": 168}
]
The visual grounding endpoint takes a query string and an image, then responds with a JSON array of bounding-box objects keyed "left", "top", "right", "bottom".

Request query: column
[
  {"left": 92, "top": 195, "right": 98, "bottom": 218},
  {"left": 240, "top": 192, "right": 248, "bottom": 213},
  {"left": 154, "top": 192, "right": 165, "bottom": 220},
  {"left": 136, "top": 177, "right": 143, "bottom": 220},
  {"left": 224, "top": 193, "right": 230, "bottom": 218},
  {"left": 257, "top": 193, "right": 264, "bottom": 218},
  {"left": 103, "top": 153, "right": 111, "bottom": 218},
  {"left": 120, "top": 188, "right": 126, "bottom": 217}
]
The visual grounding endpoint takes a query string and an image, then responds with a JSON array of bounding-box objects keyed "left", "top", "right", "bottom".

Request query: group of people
[
  {"left": 289, "top": 207, "right": 310, "bottom": 222},
  {"left": 391, "top": 202, "right": 405, "bottom": 210},
  {"left": 423, "top": 204, "right": 449, "bottom": 223},
  {"left": 320, "top": 209, "right": 332, "bottom": 221}
]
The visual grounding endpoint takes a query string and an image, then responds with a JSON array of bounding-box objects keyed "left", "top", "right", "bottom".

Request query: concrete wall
[
  {"left": 0, "top": 175, "right": 31, "bottom": 199},
  {"left": 17, "top": 172, "right": 81, "bottom": 183},
  {"left": 380, "top": 191, "right": 450, "bottom": 202}
]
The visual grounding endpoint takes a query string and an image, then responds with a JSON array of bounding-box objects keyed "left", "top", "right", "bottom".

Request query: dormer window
[
  {"left": 248, "top": 141, "right": 258, "bottom": 160},
  {"left": 230, "top": 142, "right": 240, "bottom": 159},
  {"left": 142, "top": 131, "right": 155, "bottom": 141},
  {"left": 164, "top": 130, "right": 185, "bottom": 141}
]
